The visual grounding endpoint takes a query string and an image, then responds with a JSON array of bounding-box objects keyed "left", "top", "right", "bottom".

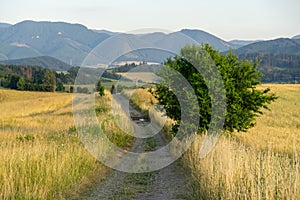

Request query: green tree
[
  {"left": 43, "top": 69, "right": 56, "bottom": 92},
  {"left": 16, "top": 76, "right": 25, "bottom": 90},
  {"left": 56, "top": 81, "right": 65, "bottom": 92},
  {"left": 9, "top": 74, "right": 20, "bottom": 89},
  {"left": 153, "top": 44, "right": 277, "bottom": 135},
  {"left": 96, "top": 80, "right": 105, "bottom": 96}
]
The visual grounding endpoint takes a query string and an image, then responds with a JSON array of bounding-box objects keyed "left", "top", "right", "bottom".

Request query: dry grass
[
  {"left": 182, "top": 84, "right": 300, "bottom": 199},
  {"left": 120, "top": 85, "right": 300, "bottom": 200},
  {"left": 122, "top": 88, "right": 156, "bottom": 114},
  {"left": 96, "top": 92, "right": 135, "bottom": 149},
  {"left": 185, "top": 136, "right": 299, "bottom": 200},
  {"left": 235, "top": 84, "right": 300, "bottom": 153},
  {"left": 0, "top": 89, "right": 132, "bottom": 199},
  {"left": 122, "top": 88, "right": 174, "bottom": 133},
  {"left": 117, "top": 72, "right": 159, "bottom": 83}
]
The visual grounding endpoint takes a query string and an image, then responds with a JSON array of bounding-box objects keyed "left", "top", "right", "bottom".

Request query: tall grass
[
  {"left": 0, "top": 89, "right": 131, "bottom": 199},
  {"left": 236, "top": 84, "right": 300, "bottom": 154},
  {"left": 184, "top": 136, "right": 299, "bottom": 200},
  {"left": 121, "top": 88, "right": 174, "bottom": 138},
  {"left": 182, "top": 84, "right": 300, "bottom": 199},
  {"left": 122, "top": 88, "right": 156, "bottom": 116},
  {"left": 0, "top": 132, "right": 102, "bottom": 199}
]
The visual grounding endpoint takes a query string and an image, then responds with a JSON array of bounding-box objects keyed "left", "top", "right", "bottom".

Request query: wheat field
[
  {"left": 236, "top": 84, "right": 300, "bottom": 153},
  {"left": 0, "top": 89, "right": 133, "bottom": 199},
  {"left": 123, "top": 85, "right": 300, "bottom": 199},
  {"left": 1, "top": 84, "right": 299, "bottom": 199},
  {"left": 184, "top": 84, "right": 300, "bottom": 199}
]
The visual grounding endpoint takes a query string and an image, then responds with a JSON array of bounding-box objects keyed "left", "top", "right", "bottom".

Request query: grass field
[
  {"left": 117, "top": 72, "right": 159, "bottom": 84},
  {"left": 0, "top": 89, "right": 132, "bottom": 199},
  {"left": 124, "top": 85, "right": 300, "bottom": 199},
  {"left": 183, "top": 84, "right": 300, "bottom": 199},
  {"left": 236, "top": 84, "right": 300, "bottom": 153},
  {"left": 0, "top": 84, "right": 299, "bottom": 199}
]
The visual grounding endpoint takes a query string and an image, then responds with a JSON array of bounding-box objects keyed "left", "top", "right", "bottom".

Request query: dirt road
[{"left": 81, "top": 94, "right": 193, "bottom": 200}]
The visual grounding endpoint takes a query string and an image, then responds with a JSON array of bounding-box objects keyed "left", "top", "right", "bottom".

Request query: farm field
[
  {"left": 0, "top": 89, "right": 132, "bottom": 199},
  {"left": 0, "top": 84, "right": 299, "bottom": 199},
  {"left": 119, "top": 85, "right": 300, "bottom": 199},
  {"left": 183, "top": 84, "right": 300, "bottom": 199},
  {"left": 236, "top": 84, "right": 300, "bottom": 153}
]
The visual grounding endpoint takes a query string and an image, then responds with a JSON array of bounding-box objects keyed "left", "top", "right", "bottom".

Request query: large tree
[{"left": 153, "top": 44, "right": 277, "bottom": 135}]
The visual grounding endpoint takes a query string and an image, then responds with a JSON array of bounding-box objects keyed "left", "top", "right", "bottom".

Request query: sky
[{"left": 1, "top": 0, "right": 300, "bottom": 41}]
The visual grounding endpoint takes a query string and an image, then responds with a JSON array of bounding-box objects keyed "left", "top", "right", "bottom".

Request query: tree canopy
[{"left": 153, "top": 44, "right": 277, "bottom": 135}]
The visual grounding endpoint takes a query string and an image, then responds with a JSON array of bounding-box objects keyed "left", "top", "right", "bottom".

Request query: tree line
[
  {"left": 0, "top": 64, "right": 130, "bottom": 92},
  {"left": 238, "top": 53, "right": 300, "bottom": 83},
  {"left": 0, "top": 65, "right": 77, "bottom": 92}
]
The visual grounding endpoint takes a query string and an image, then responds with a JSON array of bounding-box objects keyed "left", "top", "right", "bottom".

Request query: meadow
[
  {"left": 183, "top": 84, "right": 300, "bottom": 199},
  {"left": 0, "top": 89, "right": 132, "bottom": 199},
  {"left": 121, "top": 85, "right": 300, "bottom": 199},
  {"left": 0, "top": 84, "right": 299, "bottom": 199}
]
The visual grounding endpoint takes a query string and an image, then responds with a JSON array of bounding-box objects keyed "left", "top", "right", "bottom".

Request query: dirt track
[{"left": 82, "top": 94, "right": 193, "bottom": 200}]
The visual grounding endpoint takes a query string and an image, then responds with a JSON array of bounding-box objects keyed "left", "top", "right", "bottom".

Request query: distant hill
[
  {"left": 93, "top": 29, "right": 118, "bottom": 36},
  {"left": 82, "top": 30, "right": 233, "bottom": 65},
  {"left": 229, "top": 40, "right": 263, "bottom": 48},
  {"left": 292, "top": 35, "right": 300, "bottom": 39},
  {"left": 0, "top": 56, "right": 72, "bottom": 71},
  {"left": 0, "top": 43, "right": 41, "bottom": 60},
  {"left": 0, "top": 23, "right": 11, "bottom": 28},
  {"left": 224, "top": 38, "right": 300, "bottom": 83},
  {"left": 0, "top": 21, "right": 236, "bottom": 65},
  {"left": 138, "top": 29, "right": 233, "bottom": 54},
  {"left": 232, "top": 38, "right": 300, "bottom": 55},
  {"left": 1, "top": 20, "right": 300, "bottom": 71},
  {"left": 238, "top": 53, "right": 300, "bottom": 83},
  {"left": 139, "top": 31, "right": 198, "bottom": 54},
  {"left": 180, "top": 29, "right": 233, "bottom": 51},
  {"left": 0, "top": 20, "right": 110, "bottom": 65}
]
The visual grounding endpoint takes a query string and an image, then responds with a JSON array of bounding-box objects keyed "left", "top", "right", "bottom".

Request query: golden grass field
[
  {"left": 236, "top": 84, "right": 300, "bottom": 153},
  {"left": 184, "top": 84, "right": 300, "bottom": 199},
  {"left": 117, "top": 72, "right": 159, "bottom": 84},
  {"left": 0, "top": 84, "right": 299, "bottom": 199},
  {"left": 121, "top": 85, "right": 300, "bottom": 199},
  {"left": 0, "top": 89, "right": 133, "bottom": 199},
  {"left": 0, "top": 89, "right": 103, "bottom": 199}
]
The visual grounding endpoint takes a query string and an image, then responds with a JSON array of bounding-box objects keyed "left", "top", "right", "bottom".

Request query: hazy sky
[{"left": 1, "top": 0, "right": 300, "bottom": 40}]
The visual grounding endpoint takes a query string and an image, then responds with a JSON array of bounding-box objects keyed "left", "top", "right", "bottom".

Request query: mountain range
[
  {"left": 0, "top": 20, "right": 300, "bottom": 84},
  {"left": 0, "top": 20, "right": 237, "bottom": 65},
  {"left": 232, "top": 38, "right": 300, "bottom": 55},
  {"left": 0, "top": 20, "right": 110, "bottom": 65}
]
